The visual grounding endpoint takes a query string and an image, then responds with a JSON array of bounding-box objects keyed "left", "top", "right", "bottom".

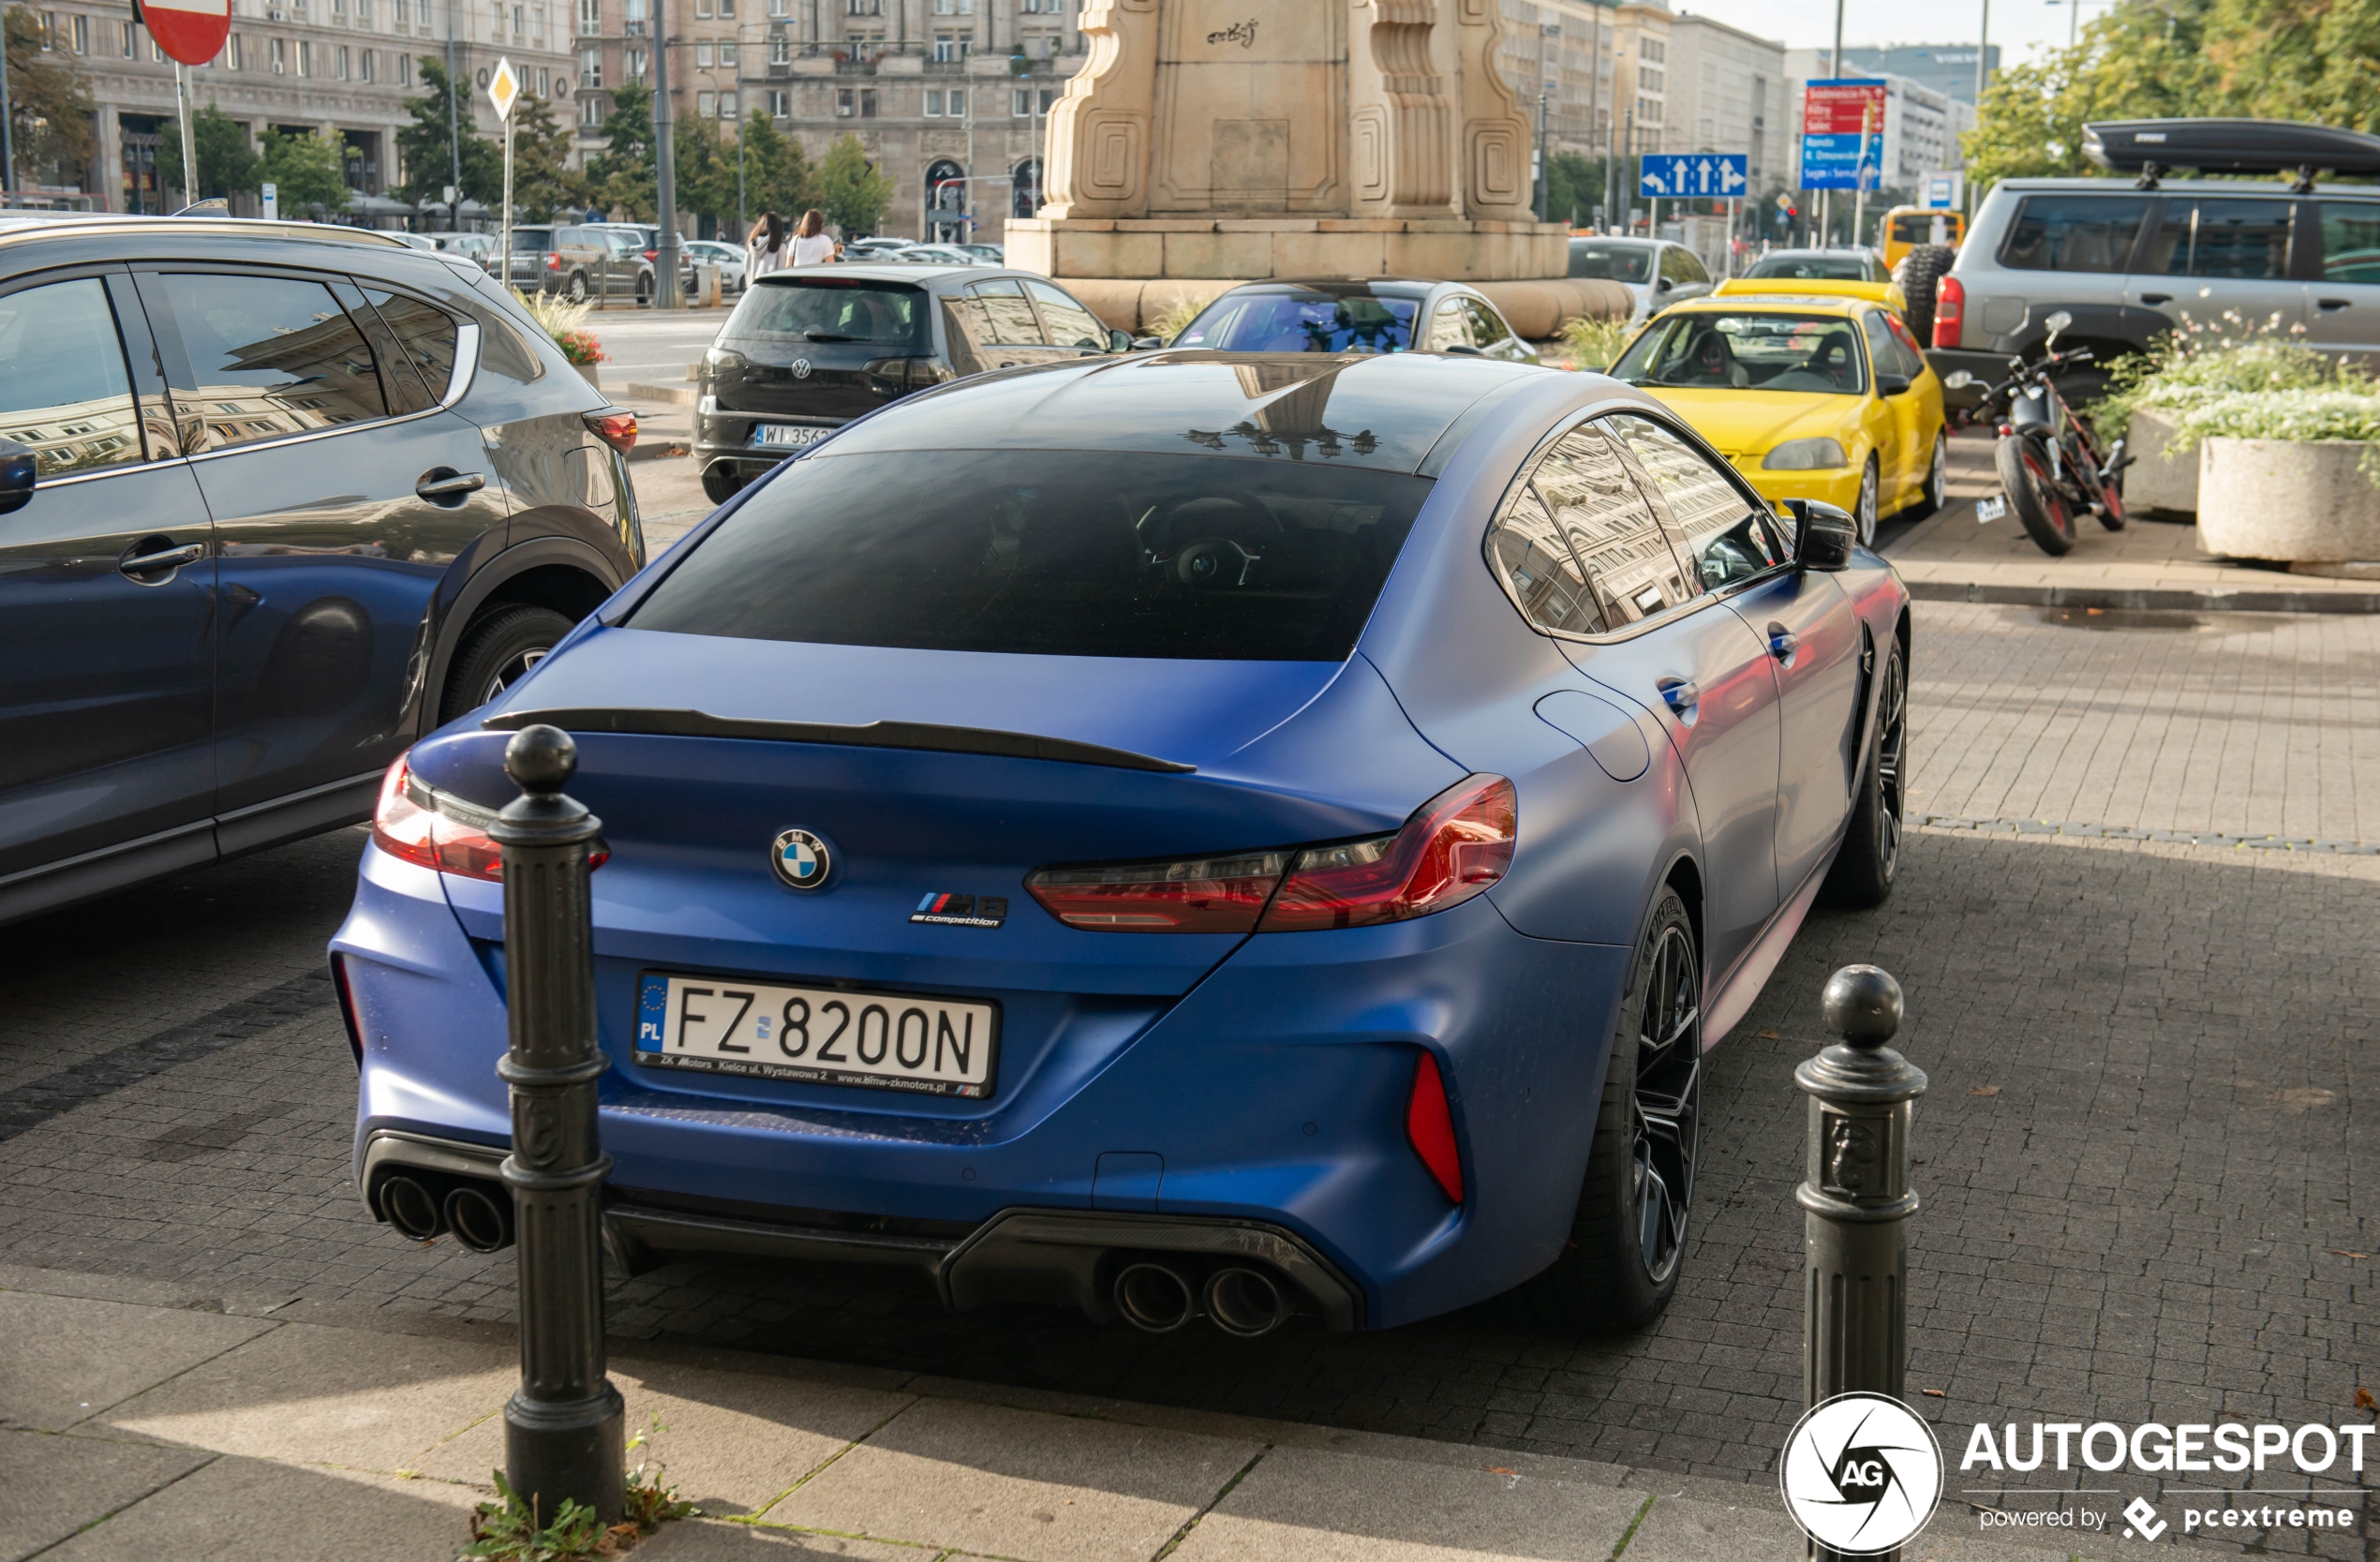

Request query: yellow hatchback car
[{"left": 1608, "top": 283, "right": 1946, "bottom": 543}]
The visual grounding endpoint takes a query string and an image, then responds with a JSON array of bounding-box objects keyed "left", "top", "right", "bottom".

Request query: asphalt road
[
  {"left": 580, "top": 305, "right": 736, "bottom": 393},
  {"left": 3, "top": 603, "right": 2373, "bottom": 1549}
]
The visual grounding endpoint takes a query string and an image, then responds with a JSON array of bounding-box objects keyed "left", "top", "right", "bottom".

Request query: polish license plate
[
  {"left": 632, "top": 973, "right": 998, "bottom": 1098},
  {"left": 1975, "top": 494, "right": 2008, "bottom": 524},
  {"left": 751, "top": 423, "right": 827, "bottom": 449}
]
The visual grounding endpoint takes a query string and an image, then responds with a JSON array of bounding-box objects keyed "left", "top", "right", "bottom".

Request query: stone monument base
[{"left": 1005, "top": 216, "right": 1570, "bottom": 284}]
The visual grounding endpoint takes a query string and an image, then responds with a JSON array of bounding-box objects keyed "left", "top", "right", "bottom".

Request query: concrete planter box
[
  {"left": 575, "top": 362, "right": 602, "bottom": 387},
  {"left": 2197, "top": 436, "right": 2380, "bottom": 562},
  {"left": 2123, "top": 407, "right": 2197, "bottom": 515}
]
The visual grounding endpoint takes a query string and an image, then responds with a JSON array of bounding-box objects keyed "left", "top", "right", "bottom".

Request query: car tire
[
  {"left": 1532, "top": 885, "right": 1701, "bottom": 1334},
  {"left": 567, "top": 271, "right": 588, "bottom": 304},
  {"left": 1855, "top": 455, "right": 1880, "bottom": 544},
  {"left": 1893, "top": 244, "right": 1956, "bottom": 343},
  {"left": 701, "top": 463, "right": 746, "bottom": 504},
  {"left": 440, "top": 604, "right": 574, "bottom": 721},
  {"left": 1923, "top": 430, "right": 1948, "bottom": 513},
  {"left": 1820, "top": 637, "right": 1906, "bottom": 910}
]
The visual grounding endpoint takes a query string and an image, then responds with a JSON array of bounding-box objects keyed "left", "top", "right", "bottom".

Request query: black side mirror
[
  {"left": 1108, "top": 328, "right": 1136, "bottom": 353},
  {"left": 1131, "top": 335, "right": 1164, "bottom": 350},
  {"left": 1444, "top": 342, "right": 1484, "bottom": 356},
  {"left": 1878, "top": 373, "right": 1911, "bottom": 396},
  {"left": 0, "top": 439, "right": 34, "bottom": 515},
  {"left": 1784, "top": 498, "right": 1856, "bottom": 572}
]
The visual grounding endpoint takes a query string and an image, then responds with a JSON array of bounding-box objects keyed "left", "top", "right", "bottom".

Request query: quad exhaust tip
[
  {"left": 379, "top": 1174, "right": 445, "bottom": 1242},
  {"left": 377, "top": 1172, "right": 515, "bottom": 1253},
  {"left": 1112, "top": 1260, "right": 1291, "bottom": 1337},
  {"left": 444, "top": 1183, "right": 516, "bottom": 1254}
]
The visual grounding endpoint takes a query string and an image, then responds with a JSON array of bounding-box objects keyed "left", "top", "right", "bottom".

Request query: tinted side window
[
  {"left": 1486, "top": 483, "right": 1603, "bottom": 635},
  {"left": 1860, "top": 313, "right": 1912, "bottom": 378},
  {"left": 157, "top": 274, "right": 388, "bottom": 448},
  {"left": 1606, "top": 411, "right": 1785, "bottom": 594},
  {"left": 970, "top": 277, "right": 1043, "bottom": 346},
  {"left": 1999, "top": 195, "right": 2150, "bottom": 273},
  {"left": 2147, "top": 199, "right": 2294, "bottom": 280},
  {"left": 0, "top": 277, "right": 146, "bottom": 477},
  {"left": 1533, "top": 424, "right": 1693, "bottom": 626},
  {"left": 2320, "top": 201, "right": 2380, "bottom": 283},
  {"left": 1024, "top": 279, "right": 1107, "bottom": 350},
  {"left": 364, "top": 287, "right": 462, "bottom": 404},
  {"left": 1462, "top": 298, "right": 1513, "bottom": 347}
]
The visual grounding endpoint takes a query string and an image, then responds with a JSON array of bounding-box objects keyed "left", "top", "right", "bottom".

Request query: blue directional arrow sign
[{"left": 1638, "top": 152, "right": 1749, "bottom": 200}]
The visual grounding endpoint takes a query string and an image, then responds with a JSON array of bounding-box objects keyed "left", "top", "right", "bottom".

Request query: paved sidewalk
[
  {"left": 1, "top": 1267, "right": 2102, "bottom": 1562},
  {"left": 1885, "top": 435, "right": 2380, "bottom": 614}
]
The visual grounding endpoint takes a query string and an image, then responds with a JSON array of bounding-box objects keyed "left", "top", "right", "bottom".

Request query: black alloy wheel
[
  {"left": 1924, "top": 431, "right": 1948, "bottom": 513},
  {"left": 1821, "top": 637, "right": 1907, "bottom": 909},
  {"left": 1531, "top": 886, "right": 1702, "bottom": 1332},
  {"left": 439, "top": 603, "right": 574, "bottom": 721}
]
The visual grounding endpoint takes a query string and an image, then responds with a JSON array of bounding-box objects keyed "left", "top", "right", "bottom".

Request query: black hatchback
[
  {"left": 693, "top": 264, "right": 1130, "bottom": 501},
  {"left": 0, "top": 216, "right": 645, "bottom": 924}
]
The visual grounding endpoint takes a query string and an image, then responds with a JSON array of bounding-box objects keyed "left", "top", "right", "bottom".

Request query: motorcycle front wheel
[{"left": 1998, "top": 434, "right": 2078, "bottom": 556}]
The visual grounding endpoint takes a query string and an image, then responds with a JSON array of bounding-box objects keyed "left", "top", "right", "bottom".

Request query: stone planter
[
  {"left": 575, "top": 362, "right": 602, "bottom": 388},
  {"left": 2122, "top": 407, "right": 2197, "bottom": 515},
  {"left": 2197, "top": 437, "right": 2380, "bottom": 562}
]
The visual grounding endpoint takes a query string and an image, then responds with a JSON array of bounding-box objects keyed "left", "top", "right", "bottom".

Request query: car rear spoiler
[
  {"left": 1711, "top": 277, "right": 1911, "bottom": 317},
  {"left": 2083, "top": 118, "right": 2380, "bottom": 189}
]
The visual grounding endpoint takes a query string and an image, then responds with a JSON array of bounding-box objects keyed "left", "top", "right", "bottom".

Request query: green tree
[
  {"left": 395, "top": 58, "right": 500, "bottom": 209},
  {"left": 258, "top": 128, "right": 350, "bottom": 216},
  {"left": 1543, "top": 151, "right": 1603, "bottom": 229},
  {"left": 818, "top": 133, "right": 894, "bottom": 236},
  {"left": 583, "top": 79, "right": 657, "bottom": 219},
  {"left": 3, "top": 5, "right": 97, "bottom": 191},
  {"left": 159, "top": 102, "right": 260, "bottom": 203},
  {"left": 670, "top": 111, "right": 739, "bottom": 233},
  {"left": 740, "top": 112, "right": 819, "bottom": 230},
  {"left": 507, "top": 91, "right": 580, "bottom": 221}
]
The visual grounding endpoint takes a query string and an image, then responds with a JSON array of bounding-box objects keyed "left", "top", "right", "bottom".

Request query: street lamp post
[{"left": 653, "top": 0, "right": 681, "bottom": 306}]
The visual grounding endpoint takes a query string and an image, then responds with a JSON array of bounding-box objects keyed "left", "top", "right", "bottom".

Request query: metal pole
[
  {"left": 173, "top": 62, "right": 198, "bottom": 206},
  {"left": 447, "top": 0, "right": 462, "bottom": 211},
  {"left": 0, "top": 14, "right": 16, "bottom": 198},
  {"left": 500, "top": 113, "right": 514, "bottom": 294},
  {"left": 653, "top": 0, "right": 681, "bottom": 306},
  {"left": 493, "top": 725, "right": 627, "bottom": 1528},
  {"left": 1536, "top": 82, "right": 1550, "bottom": 223},
  {"left": 1974, "top": 0, "right": 1989, "bottom": 100},
  {"left": 1798, "top": 965, "right": 1926, "bottom": 1562}
]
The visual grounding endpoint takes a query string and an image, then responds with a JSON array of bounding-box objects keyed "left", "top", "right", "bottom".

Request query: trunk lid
[{"left": 709, "top": 277, "right": 937, "bottom": 424}]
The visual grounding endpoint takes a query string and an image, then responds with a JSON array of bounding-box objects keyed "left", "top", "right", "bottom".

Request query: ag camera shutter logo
[{"left": 1780, "top": 1392, "right": 1945, "bottom": 1555}]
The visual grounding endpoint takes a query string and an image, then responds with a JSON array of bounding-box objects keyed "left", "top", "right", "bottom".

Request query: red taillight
[
  {"left": 370, "top": 756, "right": 606, "bottom": 882},
  {"left": 644, "top": 248, "right": 658, "bottom": 261},
  {"left": 1257, "top": 775, "right": 1516, "bottom": 932},
  {"left": 584, "top": 409, "right": 638, "bottom": 454},
  {"left": 1406, "top": 1050, "right": 1464, "bottom": 1203},
  {"left": 1932, "top": 275, "right": 1964, "bottom": 350},
  {"left": 1024, "top": 849, "right": 1287, "bottom": 932},
  {"left": 546, "top": 253, "right": 560, "bottom": 270},
  {"left": 1022, "top": 774, "right": 1517, "bottom": 935}
]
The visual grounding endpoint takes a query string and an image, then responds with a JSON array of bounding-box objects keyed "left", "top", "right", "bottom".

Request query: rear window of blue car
[{"left": 629, "top": 450, "right": 1431, "bottom": 661}]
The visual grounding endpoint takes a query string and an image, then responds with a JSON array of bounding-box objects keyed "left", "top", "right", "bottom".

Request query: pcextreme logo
[{"left": 1779, "top": 1393, "right": 1945, "bottom": 1555}]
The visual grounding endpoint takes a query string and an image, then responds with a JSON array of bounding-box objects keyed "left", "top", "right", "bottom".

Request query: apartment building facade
[
  {"left": 1661, "top": 12, "right": 1784, "bottom": 189},
  {"left": 565, "top": 0, "right": 1084, "bottom": 243},
  {"left": 25, "top": 0, "right": 571, "bottom": 213}
]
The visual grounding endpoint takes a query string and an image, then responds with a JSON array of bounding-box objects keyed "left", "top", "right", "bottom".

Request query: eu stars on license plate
[{"left": 633, "top": 973, "right": 997, "bottom": 1098}]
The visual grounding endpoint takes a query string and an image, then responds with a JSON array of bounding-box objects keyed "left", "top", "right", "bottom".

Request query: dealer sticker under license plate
[
  {"left": 633, "top": 973, "right": 997, "bottom": 1097},
  {"left": 751, "top": 424, "right": 827, "bottom": 449}
]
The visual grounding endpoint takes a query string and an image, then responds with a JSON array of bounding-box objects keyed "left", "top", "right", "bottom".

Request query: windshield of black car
[
  {"left": 1743, "top": 255, "right": 1870, "bottom": 280},
  {"left": 628, "top": 451, "right": 1431, "bottom": 661},
  {"left": 1611, "top": 311, "right": 1868, "bottom": 394},
  {"left": 726, "top": 280, "right": 930, "bottom": 350},
  {"left": 1173, "top": 292, "right": 1419, "bottom": 353},
  {"left": 1567, "top": 243, "right": 1655, "bottom": 283}
]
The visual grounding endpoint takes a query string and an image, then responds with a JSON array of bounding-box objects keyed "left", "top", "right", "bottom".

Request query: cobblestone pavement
[{"left": 1, "top": 606, "right": 2373, "bottom": 1556}]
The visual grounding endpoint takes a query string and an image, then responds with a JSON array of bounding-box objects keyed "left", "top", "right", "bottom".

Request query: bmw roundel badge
[{"left": 769, "top": 828, "right": 833, "bottom": 890}]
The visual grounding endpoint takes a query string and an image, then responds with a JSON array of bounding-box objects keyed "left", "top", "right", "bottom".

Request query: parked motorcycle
[{"left": 1942, "top": 312, "right": 2130, "bottom": 558}]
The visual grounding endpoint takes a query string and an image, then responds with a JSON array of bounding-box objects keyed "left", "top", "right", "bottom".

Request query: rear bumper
[
  {"left": 337, "top": 844, "right": 1629, "bottom": 1331},
  {"left": 692, "top": 404, "right": 847, "bottom": 473}
]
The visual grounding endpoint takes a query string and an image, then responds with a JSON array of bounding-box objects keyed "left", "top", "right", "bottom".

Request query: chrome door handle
[
  {"left": 415, "top": 470, "right": 487, "bottom": 500},
  {"left": 118, "top": 541, "right": 204, "bottom": 576},
  {"left": 1657, "top": 677, "right": 1701, "bottom": 714},
  {"left": 1766, "top": 624, "right": 1799, "bottom": 662}
]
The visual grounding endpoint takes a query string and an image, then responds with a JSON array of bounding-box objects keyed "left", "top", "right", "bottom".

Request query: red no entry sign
[{"left": 134, "top": 0, "right": 230, "bottom": 67}]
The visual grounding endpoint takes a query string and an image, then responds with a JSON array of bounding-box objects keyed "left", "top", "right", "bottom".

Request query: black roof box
[{"left": 2083, "top": 118, "right": 2380, "bottom": 181}]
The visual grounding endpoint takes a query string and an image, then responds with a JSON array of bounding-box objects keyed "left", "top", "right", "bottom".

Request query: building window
[
  {"left": 694, "top": 39, "right": 711, "bottom": 65},
  {"left": 836, "top": 86, "right": 854, "bottom": 115},
  {"left": 626, "top": 45, "right": 645, "bottom": 74},
  {"left": 399, "top": 50, "right": 409, "bottom": 81},
  {"left": 696, "top": 89, "right": 715, "bottom": 117},
  {"left": 581, "top": 94, "right": 602, "bottom": 125},
  {"left": 845, "top": 0, "right": 878, "bottom": 12},
  {"left": 121, "top": 20, "right": 134, "bottom": 54},
  {"left": 766, "top": 87, "right": 788, "bottom": 114},
  {"left": 579, "top": 46, "right": 600, "bottom": 83},
  {"left": 416, "top": 0, "right": 428, "bottom": 21},
  {"left": 1011, "top": 85, "right": 1051, "bottom": 114},
  {"left": 923, "top": 89, "right": 940, "bottom": 116},
  {"left": 535, "top": 64, "right": 547, "bottom": 92},
  {"left": 693, "top": 0, "right": 708, "bottom": 16},
  {"left": 512, "top": 4, "right": 523, "bottom": 35},
  {"left": 767, "top": 34, "right": 787, "bottom": 62},
  {"left": 719, "top": 91, "right": 735, "bottom": 117},
  {"left": 768, "top": 0, "right": 787, "bottom": 14},
  {"left": 333, "top": 0, "right": 345, "bottom": 17},
  {"left": 576, "top": 0, "right": 597, "bottom": 31},
  {"left": 719, "top": 40, "right": 735, "bottom": 64},
  {"left": 362, "top": 46, "right": 375, "bottom": 78},
  {"left": 335, "top": 44, "right": 349, "bottom": 77},
  {"left": 358, "top": 0, "right": 370, "bottom": 22},
  {"left": 229, "top": 33, "right": 243, "bottom": 66},
  {"left": 931, "top": 31, "right": 964, "bottom": 60},
  {"left": 860, "top": 86, "right": 876, "bottom": 116},
  {"left": 930, "top": 0, "right": 972, "bottom": 12},
  {"left": 946, "top": 86, "right": 964, "bottom": 116},
  {"left": 720, "top": 0, "right": 735, "bottom": 16},
  {"left": 69, "top": 13, "right": 85, "bottom": 51}
]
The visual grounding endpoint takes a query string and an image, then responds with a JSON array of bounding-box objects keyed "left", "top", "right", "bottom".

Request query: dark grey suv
[{"left": 0, "top": 216, "right": 644, "bottom": 923}]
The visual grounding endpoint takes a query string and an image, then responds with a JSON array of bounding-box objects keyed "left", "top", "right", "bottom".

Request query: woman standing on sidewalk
[
  {"left": 790, "top": 209, "right": 840, "bottom": 267},
  {"left": 747, "top": 212, "right": 789, "bottom": 281}
]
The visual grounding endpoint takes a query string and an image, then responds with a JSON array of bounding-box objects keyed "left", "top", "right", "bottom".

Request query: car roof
[
  {"left": 1992, "top": 176, "right": 2380, "bottom": 196},
  {"left": 0, "top": 213, "right": 415, "bottom": 251},
  {"left": 754, "top": 262, "right": 1006, "bottom": 286},
  {"left": 1659, "top": 292, "right": 1871, "bottom": 317},
  {"left": 1215, "top": 277, "right": 1444, "bottom": 300},
  {"left": 1570, "top": 235, "right": 1656, "bottom": 246},
  {"left": 817, "top": 350, "right": 1544, "bottom": 473}
]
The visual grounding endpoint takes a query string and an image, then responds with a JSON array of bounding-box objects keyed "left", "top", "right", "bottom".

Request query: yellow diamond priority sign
[{"left": 488, "top": 56, "right": 521, "bottom": 121}]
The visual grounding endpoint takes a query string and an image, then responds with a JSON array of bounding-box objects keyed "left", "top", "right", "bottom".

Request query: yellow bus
[{"left": 1880, "top": 206, "right": 1965, "bottom": 270}]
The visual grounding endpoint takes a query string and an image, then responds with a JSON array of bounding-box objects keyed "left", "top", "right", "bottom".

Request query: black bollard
[
  {"left": 1797, "top": 964, "right": 1926, "bottom": 1561},
  {"left": 493, "top": 724, "right": 625, "bottom": 1525}
]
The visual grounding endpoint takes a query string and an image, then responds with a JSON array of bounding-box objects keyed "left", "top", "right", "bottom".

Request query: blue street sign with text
[
  {"left": 1637, "top": 153, "right": 1749, "bottom": 200},
  {"left": 1799, "top": 134, "right": 1882, "bottom": 191}
]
